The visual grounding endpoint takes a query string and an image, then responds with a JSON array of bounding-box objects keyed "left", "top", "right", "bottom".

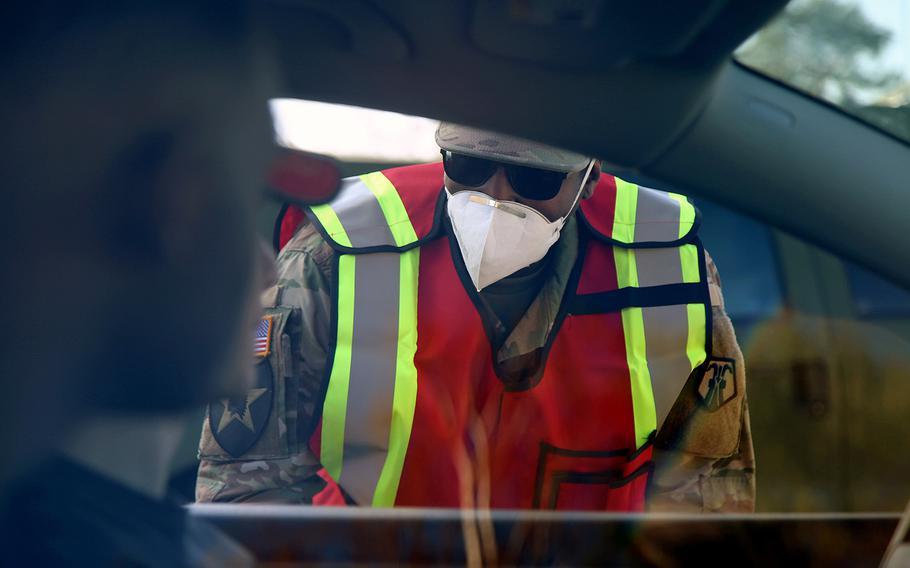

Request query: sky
[{"left": 859, "top": 0, "right": 910, "bottom": 80}]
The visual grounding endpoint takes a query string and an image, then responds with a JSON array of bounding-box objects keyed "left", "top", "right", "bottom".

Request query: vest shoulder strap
[
  {"left": 580, "top": 174, "right": 700, "bottom": 248},
  {"left": 306, "top": 163, "right": 444, "bottom": 254}
]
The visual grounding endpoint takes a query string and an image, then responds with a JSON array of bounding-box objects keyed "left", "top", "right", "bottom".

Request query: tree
[
  {"left": 737, "top": 0, "right": 900, "bottom": 104},
  {"left": 737, "top": 0, "right": 908, "bottom": 140}
]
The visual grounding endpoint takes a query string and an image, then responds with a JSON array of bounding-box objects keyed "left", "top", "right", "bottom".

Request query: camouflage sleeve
[
  {"left": 195, "top": 220, "right": 336, "bottom": 504},
  {"left": 650, "top": 251, "right": 756, "bottom": 513}
]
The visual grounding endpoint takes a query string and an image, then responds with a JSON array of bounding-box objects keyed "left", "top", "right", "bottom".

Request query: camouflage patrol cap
[{"left": 435, "top": 122, "right": 591, "bottom": 173}]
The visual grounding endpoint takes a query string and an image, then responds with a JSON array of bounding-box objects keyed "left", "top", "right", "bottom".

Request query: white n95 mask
[{"left": 446, "top": 160, "right": 595, "bottom": 291}]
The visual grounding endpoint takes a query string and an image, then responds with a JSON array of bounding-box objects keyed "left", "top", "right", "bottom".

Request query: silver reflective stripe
[
  {"left": 335, "top": 252, "right": 402, "bottom": 505},
  {"left": 633, "top": 247, "right": 684, "bottom": 288},
  {"left": 635, "top": 247, "right": 690, "bottom": 429},
  {"left": 640, "top": 304, "right": 693, "bottom": 429},
  {"left": 332, "top": 178, "right": 398, "bottom": 248},
  {"left": 633, "top": 186, "right": 684, "bottom": 243}
]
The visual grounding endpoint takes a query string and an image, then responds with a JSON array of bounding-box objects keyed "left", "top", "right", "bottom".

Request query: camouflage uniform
[{"left": 198, "top": 210, "right": 755, "bottom": 512}]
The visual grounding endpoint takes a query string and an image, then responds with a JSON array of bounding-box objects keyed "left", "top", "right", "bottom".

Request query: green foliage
[
  {"left": 737, "top": 0, "right": 900, "bottom": 102},
  {"left": 737, "top": 0, "right": 910, "bottom": 141}
]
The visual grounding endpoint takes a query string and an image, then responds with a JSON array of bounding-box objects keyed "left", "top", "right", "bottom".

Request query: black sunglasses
[{"left": 441, "top": 150, "right": 569, "bottom": 201}]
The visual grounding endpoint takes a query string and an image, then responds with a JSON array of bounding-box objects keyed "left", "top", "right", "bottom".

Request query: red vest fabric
[{"left": 394, "top": 234, "right": 653, "bottom": 510}]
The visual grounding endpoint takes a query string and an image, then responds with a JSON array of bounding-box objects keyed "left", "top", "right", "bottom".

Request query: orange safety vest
[{"left": 295, "top": 162, "right": 711, "bottom": 510}]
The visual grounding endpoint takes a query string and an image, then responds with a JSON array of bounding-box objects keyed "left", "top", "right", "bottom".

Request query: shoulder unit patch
[
  {"left": 697, "top": 357, "right": 737, "bottom": 412},
  {"left": 208, "top": 358, "right": 274, "bottom": 457}
]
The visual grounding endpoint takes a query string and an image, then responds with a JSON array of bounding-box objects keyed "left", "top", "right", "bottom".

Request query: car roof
[{"left": 259, "top": 0, "right": 910, "bottom": 288}]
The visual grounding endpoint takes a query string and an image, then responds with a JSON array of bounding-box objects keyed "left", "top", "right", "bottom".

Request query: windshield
[
  {"left": 166, "top": 100, "right": 910, "bottom": 518},
  {"left": 14, "top": 2, "right": 910, "bottom": 566},
  {"left": 735, "top": 0, "right": 910, "bottom": 143}
]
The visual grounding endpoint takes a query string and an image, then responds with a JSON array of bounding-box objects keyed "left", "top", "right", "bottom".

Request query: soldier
[
  {"left": 198, "top": 124, "right": 755, "bottom": 512},
  {"left": 1, "top": 1, "right": 339, "bottom": 566}
]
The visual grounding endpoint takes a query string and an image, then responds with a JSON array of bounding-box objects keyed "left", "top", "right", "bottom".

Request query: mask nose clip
[{"left": 468, "top": 194, "right": 527, "bottom": 219}]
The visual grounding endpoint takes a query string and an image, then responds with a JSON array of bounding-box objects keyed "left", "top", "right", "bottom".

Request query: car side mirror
[{"left": 267, "top": 146, "right": 341, "bottom": 206}]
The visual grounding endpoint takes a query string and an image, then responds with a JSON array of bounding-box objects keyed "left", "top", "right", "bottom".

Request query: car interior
[{"left": 160, "top": 0, "right": 910, "bottom": 564}]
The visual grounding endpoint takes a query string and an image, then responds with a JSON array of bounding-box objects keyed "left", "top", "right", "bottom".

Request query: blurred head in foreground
[{"left": 0, "top": 1, "right": 337, "bottom": 489}]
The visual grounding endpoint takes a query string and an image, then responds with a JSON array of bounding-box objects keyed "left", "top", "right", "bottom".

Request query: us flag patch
[{"left": 254, "top": 315, "right": 273, "bottom": 358}]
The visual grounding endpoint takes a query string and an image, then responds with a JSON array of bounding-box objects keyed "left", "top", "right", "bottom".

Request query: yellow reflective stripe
[
  {"left": 614, "top": 178, "right": 657, "bottom": 448},
  {"left": 669, "top": 193, "right": 699, "bottom": 282},
  {"left": 358, "top": 170, "right": 420, "bottom": 505},
  {"left": 669, "top": 193, "right": 706, "bottom": 371},
  {"left": 621, "top": 306, "right": 657, "bottom": 450},
  {"left": 685, "top": 303, "right": 707, "bottom": 373},
  {"left": 681, "top": 244, "right": 705, "bottom": 371},
  {"left": 360, "top": 171, "right": 419, "bottom": 247},
  {"left": 612, "top": 179, "right": 639, "bottom": 243},
  {"left": 668, "top": 193, "right": 700, "bottom": 284},
  {"left": 371, "top": 248, "right": 420, "bottom": 507},
  {"left": 614, "top": 246, "right": 656, "bottom": 449},
  {"left": 321, "top": 254, "right": 356, "bottom": 481},
  {"left": 668, "top": 192, "right": 696, "bottom": 238},
  {"left": 668, "top": 193, "right": 706, "bottom": 371},
  {"left": 310, "top": 203, "right": 353, "bottom": 248},
  {"left": 613, "top": 246, "right": 638, "bottom": 289},
  {"left": 679, "top": 244, "right": 700, "bottom": 284}
]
